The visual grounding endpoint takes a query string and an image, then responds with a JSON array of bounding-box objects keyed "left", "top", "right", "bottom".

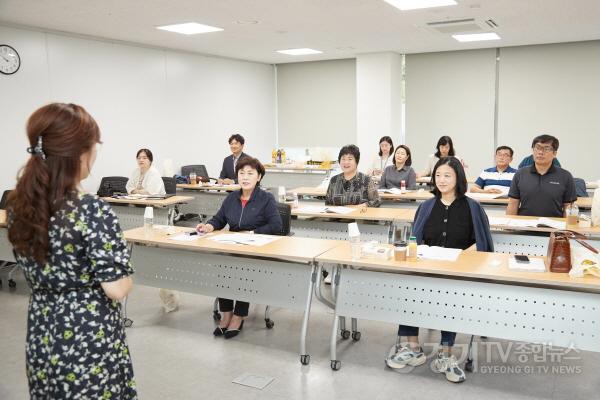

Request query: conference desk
[
  {"left": 0, "top": 210, "right": 14, "bottom": 262},
  {"left": 316, "top": 243, "right": 600, "bottom": 370},
  {"left": 262, "top": 164, "right": 333, "bottom": 189},
  {"left": 291, "top": 202, "right": 415, "bottom": 243},
  {"left": 291, "top": 186, "right": 593, "bottom": 210},
  {"left": 176, "top": 183, "right": 239, "bottom": 219},
  {"left": 102, "top": 195, "right": 193, "bottom": 230},
  {"left": 123, "top": 226, "right": 342, "bottom": 365}
]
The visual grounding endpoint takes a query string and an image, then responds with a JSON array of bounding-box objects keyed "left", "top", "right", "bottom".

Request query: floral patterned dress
[{"left": 12, "top": 193, "right": 137, "bottom": 399}]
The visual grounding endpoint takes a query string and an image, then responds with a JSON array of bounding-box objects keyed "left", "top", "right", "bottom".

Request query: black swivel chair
[
  {"left": 161, "top": 177, "right": 177, "bottom": 195},
  {"left": 212, "top": 200, "right": 292, "bottom": 329},
  {"left": 0, "top": 190, "right": 18, "bottom": 288},
  {"left": 181, "top": 165, "right": 216, "bottom": 183},
  {"left": 97, "top": 176, "right": 128, "bottom": 197}
]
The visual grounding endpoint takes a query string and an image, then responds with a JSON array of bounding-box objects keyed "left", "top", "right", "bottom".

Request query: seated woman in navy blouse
[
  {"left": 196, "top": 157, "right": 282, "bottom": 339},
  {"left": 386, "top": 157, "right": 493, "bottom": 384}
]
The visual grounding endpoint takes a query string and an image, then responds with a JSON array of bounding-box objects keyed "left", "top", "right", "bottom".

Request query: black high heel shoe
[
  {"left": 224, "top": 320, "right": 244, "bottom": 339},
  {"left": 213, "top": 326, "right": 228, "bottom": 337}
]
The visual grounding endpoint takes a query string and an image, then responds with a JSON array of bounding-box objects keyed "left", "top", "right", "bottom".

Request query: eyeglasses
[
  {"left": 533, "top": 145, "right": 554, "bottom": 154},
  {"left": 496, "top": 152, "right": 512, "bottom": 158}
]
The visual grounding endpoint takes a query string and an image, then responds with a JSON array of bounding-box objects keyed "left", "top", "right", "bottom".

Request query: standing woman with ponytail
[{"left": 7, "top": 103, "right": 137, "bottom": 399}]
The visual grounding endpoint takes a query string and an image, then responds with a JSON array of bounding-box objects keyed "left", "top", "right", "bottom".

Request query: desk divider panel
[
  {"left": 335, "top": 268, "right": 600, "bottom": 352},
  {"left": 130, "top": 245, "right": 313, "bottom": 311}
]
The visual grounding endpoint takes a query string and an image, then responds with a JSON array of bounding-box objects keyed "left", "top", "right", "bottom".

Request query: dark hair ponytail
[{"left": 8, "top": 103, "right": 101, "bottom": 263}]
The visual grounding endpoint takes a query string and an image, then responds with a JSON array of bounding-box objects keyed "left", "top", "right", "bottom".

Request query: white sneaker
[
  {"left": 386, "top": 346, "right": 426, "bottom": 369},
  {"left": 430, "top": 353, "right": 466, "bottom": 383}
]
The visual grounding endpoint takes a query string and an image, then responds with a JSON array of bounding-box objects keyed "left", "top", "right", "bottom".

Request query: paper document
[
  {"left": 378, "top": 188, "right": 402, "bottom": 194},
  {"left": 488, "top": 217, "right": 511, "bottom": 226},
  {"left": 169, "top": 233, "right": 201, "bottom": 242},
  {"left": 209, "top": 233, "right": 282, "bottom": 246},
  {"left": 491, "top": 217, "right": 566, "bottom": 230},
  {"left": 466, "top": 192, "right": 507, "bottom": 201},
  {"left": 536, "top": 217, "right": 566, "bottom": 230},
  {"left": 295, "top": 205, "right": 355, "bottom": 214},
  {"left": 508, "top": 257, "right": 546, "bottom": 272},
  {"left": 417, "top": 245, "right": 462, "bottom": 262}
]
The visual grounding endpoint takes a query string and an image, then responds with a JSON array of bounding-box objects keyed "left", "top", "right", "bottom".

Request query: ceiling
[{"left": 1, "top": 0, "right": 600, "bottom": 64}]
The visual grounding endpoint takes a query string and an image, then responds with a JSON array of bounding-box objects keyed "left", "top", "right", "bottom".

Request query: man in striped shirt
[{"left": 471, "top": 146, "right": 516, "bottom": 195}]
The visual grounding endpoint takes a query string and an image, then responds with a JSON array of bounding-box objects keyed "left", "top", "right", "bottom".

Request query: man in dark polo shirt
[{"left": 507, "top": 135, "right": 576, "bottom": 217}]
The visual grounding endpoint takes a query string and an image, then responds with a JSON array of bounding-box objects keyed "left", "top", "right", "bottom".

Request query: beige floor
[{"left": 1, "top": 268, "right": 599, "bottom": 400}]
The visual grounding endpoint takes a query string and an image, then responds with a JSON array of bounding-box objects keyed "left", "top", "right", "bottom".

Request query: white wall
[
  {"left": 405, "top": 49, "right": 497, "bottom": 178},
  {"left": 0, "top": 24, "right": 276, "bottom": 193},
  {"left": 497, "top": 41, "right": 600, "bottom": 180},
  {"left": 276, "top": 59, "right": 356, "bottom": 148},
  {"left": 356, "top": 52, "right": 403, "bottom": 173}
]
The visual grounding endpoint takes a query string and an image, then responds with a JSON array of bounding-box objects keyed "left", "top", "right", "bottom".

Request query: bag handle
[{"left": 556, "top": 229, "right": 599, "bottom": 254}]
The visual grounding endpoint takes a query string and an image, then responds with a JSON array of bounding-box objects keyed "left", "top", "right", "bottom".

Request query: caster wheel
[
  {"left": 300, "top": 355, "right": 310, "bottom": 365},
  {"left": 8, "top": 279, "right": 16, "bottom": 288},
  {"left": 265, "top": 319, "right": 275, "bottom": 329},
  {"left": 331, "top": 360, "right": 341, "bottom": 371},
  {"left": 340, "top": 329, "right": 351, "bottom": 340},
  {"left": 464, "top": 359, "right": 473, "bottom": 373},
  {"left": 123, "top": 318, "right": 134, "bottom": 328},
  {"left": 213, "top": 311, "right": 221, "bottom": 321},
  {"left": 351, "top": 331, "right": 361, "bottom": 341}
]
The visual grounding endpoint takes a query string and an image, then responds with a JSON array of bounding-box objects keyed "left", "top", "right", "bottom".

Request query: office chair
[
  {"left": 0, "top": 190, "right": 18, "bottom": 289},
  {"left": 212, "top": 201, "right": 292, "bottom": 329},
  {"left": 96, "top": 176, "right": 128, "bottom": 197},
  {"left": 181, "top": 165, "right": 216, "bottom": 183},
  {"left": 161, "top": 177, "right": 177, "bottom": 195}
]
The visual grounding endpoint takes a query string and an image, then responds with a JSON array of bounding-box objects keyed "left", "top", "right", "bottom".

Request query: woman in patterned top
[
  {"left": 7, "top": 103, "right": 137, "bottom": 399},
  {"left": 325, "top": 144, "right": 381, "bottom": 209}
]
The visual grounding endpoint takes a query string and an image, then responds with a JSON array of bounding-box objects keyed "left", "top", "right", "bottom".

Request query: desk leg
[
  {"left": 314, "top": 263, "right": 335, "bottom": 309},
  {"left": 299, "top": 264, "right": 317, "bottom": 365},
  {"left": 330, "top": 265, "right": 342, "bottom": 370}
]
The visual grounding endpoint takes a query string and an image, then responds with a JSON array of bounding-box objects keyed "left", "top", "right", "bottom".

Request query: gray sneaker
[
  {"left": 430, "top": 353, "right": 466, "bottom": 383},
  {"left": 386, "top": 346, "right": 426, "bottom": 369}
]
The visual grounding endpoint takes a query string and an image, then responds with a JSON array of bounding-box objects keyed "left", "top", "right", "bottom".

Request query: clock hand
[{"left": 0, "top": 55, "right": 9, "bottom": 62}]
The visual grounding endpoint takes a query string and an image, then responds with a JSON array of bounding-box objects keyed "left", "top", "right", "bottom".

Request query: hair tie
[{"left": 26, "top": 136, "right": 46, "bottom": 160}]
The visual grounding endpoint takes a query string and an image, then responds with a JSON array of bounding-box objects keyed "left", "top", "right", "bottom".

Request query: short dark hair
[
  {"left": 378, "top": 136, "right": 394, "bottom": 157},
  {"left": 338, "top": 144, "right": 361, "bottom": 164},
  {"left": 235, "top": 156, "right": 265, "bottom": 181},
  {"left": 495, "top": 146, "right": 514, "bottom": 157},
  {"left": 531, "top": 134, "right": 559, "bottom": 151},
  {"left": 431, "top": 157, "right": 468, "bottom": 198},
  {"left": 228, "top": 134, "right": 245, "bottom": 145},
  {"left": 434, "top": 136, "right": 455, "bottom": 158},
  {"left": 393, "top": 144, "right": 412, "bottom": 167},
  {"left": 136, "top": 148, "right": 153, "bottom": 163}
]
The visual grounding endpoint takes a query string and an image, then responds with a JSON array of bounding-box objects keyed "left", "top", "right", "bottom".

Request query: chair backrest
[
  {"left": 0, "top": 190, "right": 12, "bottom": 210},
  {"left": 574, "top": 178, "right": 588, "bottom": 198},
  {"left": 162, "top": 177, "right": 177, "bottom": 195},
  {"left": 276, "top": 202, "right": 292, "bottom": 236},
  {"left": 181, "top": 165, "right": 209, "bottom": 181},
  {"left": 97, "top": 176, "right": 128, "bottom": 197}
]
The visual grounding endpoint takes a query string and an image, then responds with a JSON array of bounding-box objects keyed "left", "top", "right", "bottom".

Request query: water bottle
[
  {"left": 292, "top": 192, "right": 299, "bottom": 208},
  {"left": 400, "top": 180, "right": 406, "bottom": 194},
  {"left": 144, "top": 206, "right": 154, "bottom": 236},
  {"left": 348, "top": 222, "right": 361, "bottom": 260}
]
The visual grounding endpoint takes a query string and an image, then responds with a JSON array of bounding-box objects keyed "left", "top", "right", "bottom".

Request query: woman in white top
[
  {"left": 368, "top": 136, "right": 394, "bottom": 182},
  {"left": 418, "top": 136, "right": 466, "bottom": 178},
  {"left": 126, "top": 148, "right": 166, "bottom": 195}
]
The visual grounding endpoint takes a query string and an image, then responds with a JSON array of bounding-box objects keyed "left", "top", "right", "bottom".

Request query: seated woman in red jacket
[{"left": 196, "top": 157, "right": 282, "bottom": 339}]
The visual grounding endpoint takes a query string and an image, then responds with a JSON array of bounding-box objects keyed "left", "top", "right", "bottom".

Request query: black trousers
[{"left": 218, "top": 298, "right": 249, "bottom": 317}]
